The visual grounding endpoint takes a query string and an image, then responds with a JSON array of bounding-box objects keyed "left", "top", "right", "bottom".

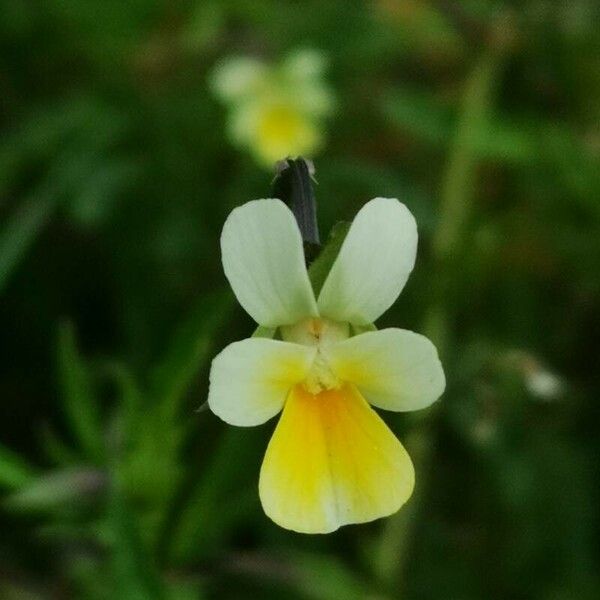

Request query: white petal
[
  {"left": 210, "top": 57, "right": 267, "bottom": 102},
  {"left": 317, "top": 198, "right": 418, "bottom": 325},
  {"left": 325, "top": 328, "right": 445, "bottom": 412},
  {"left": 281, "top": 49, "right": 327, "bottom": 82},
  {"left": 221, "top": 199, "right": 318, "bottom": 327},
  {"left": 208, "top": 338, "right": 316, "bottom": 426}
]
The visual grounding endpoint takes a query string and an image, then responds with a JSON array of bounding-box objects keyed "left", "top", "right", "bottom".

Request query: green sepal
[
  {"left": 351, "top": 323, "right": 377, "bottom": 336},
  {"left": 252, "top": 325, "right": 277, "bottom": 338},
  {"left": 308, "top": 221, "right": 351, "bottom": 296}
]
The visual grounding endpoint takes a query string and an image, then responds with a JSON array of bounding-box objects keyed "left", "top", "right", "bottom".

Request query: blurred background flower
[{"left": 211, "top": 49, "right": 334, "bottom": 167}]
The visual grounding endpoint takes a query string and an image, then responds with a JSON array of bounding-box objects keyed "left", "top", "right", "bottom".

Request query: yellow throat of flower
[
  {"left": 281, "top": 318, "right": 349, "bottom": 395},
  {"left": 303, "top": 349, "right": 340, "bottom": 395}
]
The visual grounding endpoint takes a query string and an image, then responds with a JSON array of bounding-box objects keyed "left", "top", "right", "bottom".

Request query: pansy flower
[
  {"left": 208, "top": 197, "right": 445, "bottom": 533},
  {"left": 210, "top": 49, "right": 334, "bottom": 168}
]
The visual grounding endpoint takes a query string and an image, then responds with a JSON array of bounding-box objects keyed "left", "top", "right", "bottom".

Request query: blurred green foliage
[{"left": 1, "top": 1, "right": 599, "bottom": 599}]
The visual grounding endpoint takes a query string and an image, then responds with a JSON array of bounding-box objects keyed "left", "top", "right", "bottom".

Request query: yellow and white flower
[
  {"left": 210, "top": 49, "right": 334, "bottom": 167},
  {"left": 208, "top": 197, "right": 445, "bottom": 533}
]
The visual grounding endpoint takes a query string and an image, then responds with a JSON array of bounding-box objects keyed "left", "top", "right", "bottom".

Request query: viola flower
[
  {"left": 208, "top": 197, "right": 445, "bottom": 533},
  {"left": 210, "top": 49, "right": 334, "bottom": 167}
]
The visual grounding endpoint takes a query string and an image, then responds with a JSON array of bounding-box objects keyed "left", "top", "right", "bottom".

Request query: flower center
[
  {"left": 281, "top": 318, "right": 349, "bottom": 395},
  {"left": 303, "top": 349, "right": 340, "bottom": 395},
  {"left": 255, "top": 103, "right": 319, "bottom": 163},
  {"left": 281, "top": 317, "right": 349, "bottom": 347},
  {"left": 258, "top": 105, "right": 304, "bottom": 144}
]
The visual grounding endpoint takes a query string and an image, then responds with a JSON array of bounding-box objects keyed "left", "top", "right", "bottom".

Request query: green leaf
[
  {"left": 433, "top": 42, "right": 509, "bottom": 283},
  {"left": 381, "top": 87, "right": 453, "bottom": 146},
  {"left": 293, "top": 552, "right": 378, "bottom": 600},
  {"left": 99, "top": 360, "right": 144, "bottom": 440},
  {"left": 150, "top": 289, "right": 235, "bottom": 414},
  {"left": 107, "top": 478, "right": 166, "bottom": 600},
  {"left": 0, "top": 580, "right": 46, "bottom": 600},
  {"left": 180, "top": 0, "right": 225, "bottom": 53},
  {"left": 382, "top": 88, "right": 537, "bottom": 165},
  {"left": 251, "top": 551, "right": 380, "bottom": 600},
  {"left": 168, "top": 428, "right": 260, "bottom": 564},
  {"left": 40, "top": 426, "right": 81, "bottom": 467},
  {"left": 57, "top": 321, "right": 104, "bottom": 462},
  {"left": 0, "top": 192, "right": 55, "bottom": 295},
  {"left": 115, "top": 290, "right": 235, "bottom": 550},
  {"left": 0, "top": 444, "right": 36, "bottom": 490},
  {"left": 308, "top": 221, "right": 351, "bottom": 296},
  {"left": 164, "top": 581, "right": 206, "bottom": 600},
  {"left": 3, "top": 468, "right": 106, "bottom": 513}
]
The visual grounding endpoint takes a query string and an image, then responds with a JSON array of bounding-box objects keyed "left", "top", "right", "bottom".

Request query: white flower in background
[
  {"left": 504, "top": 350, "right": 564, "bottom": 402},
  {"left": 525, "top": 369, "right": 563, "bottom": 400},
  {"left": 207, "top": 197, "right": 445, "bottom": 534},
  {"left": 210, "top": 49, "right": 334, "bottom": 167}
]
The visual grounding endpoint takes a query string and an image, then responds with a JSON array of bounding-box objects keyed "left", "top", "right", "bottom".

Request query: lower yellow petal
[{"left": 258, "top": 384, "right": 415, "bottom": 534}]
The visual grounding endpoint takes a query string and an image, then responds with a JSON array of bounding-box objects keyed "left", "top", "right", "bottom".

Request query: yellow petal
[{"left": 258, "top": 384, "right": 414, "bottom": 534}]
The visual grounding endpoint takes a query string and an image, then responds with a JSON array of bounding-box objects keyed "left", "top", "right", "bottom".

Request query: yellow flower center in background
[{"left": 256, "top": 104, "right": 320, "bottom": 164}]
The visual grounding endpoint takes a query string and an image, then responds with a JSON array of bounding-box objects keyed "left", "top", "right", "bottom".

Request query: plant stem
[{"left": 372, "top": 20, "right": 514, "bottom": 592}]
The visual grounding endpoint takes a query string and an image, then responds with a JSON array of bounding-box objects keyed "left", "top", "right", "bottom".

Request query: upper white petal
[
  {"left": 221, "top": 199, "right": 318, "bottom": 327},
  {"left": 317, "top": 198, "right": 418, "bottom": 325},
  {"left": 208, "top": 338, "right": 317, "bottom": 426},
  {"left": 324, "top": 328, "right": 445, "bottom": 412}
]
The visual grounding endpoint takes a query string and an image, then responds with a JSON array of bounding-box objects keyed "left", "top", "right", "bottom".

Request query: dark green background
[{"left": 1, "top": 1, "right": 598, "bottom": 598}]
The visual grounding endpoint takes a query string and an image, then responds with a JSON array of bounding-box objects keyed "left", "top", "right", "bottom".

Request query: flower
[
  {"left": 208, "top": 197, "right": 445, "bottom": 533},
  {"left": 210, "top": 49, "right": 334, "bottom": 167}
]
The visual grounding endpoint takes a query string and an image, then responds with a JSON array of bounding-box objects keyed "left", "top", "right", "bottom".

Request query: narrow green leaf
[
  {"left": 382, "top": 87, "right": 453, "bottom": 145},
  {"left": 0, "top": 444, "right": 36, "bottom": 489},
  {"left": 382, "top": 88, "right": 537, "bottom": 165},
  {"left": 0, "top": 192, "right": 55, "bottom": 294},
  {"left": 107, "top": 478, "right": 166, "bottom": 600},
  {"left": 234, "top": 551, "right": 381, "bottom": 600},
  {"left": 3, "top": 468, "right": 106, "bottom": 513},
  {"left": 99, "top": 360, "right": 144, "bottom": 438},
  {"left": 116, "top": 291, "right": 234, "bottom": 550},
  {"left": 40, "top": 426, "right": 81, "bottom": 467},
  {"left": 168, "top": 428, "right": 259, "bottom": 563},
  {"left": 57, "top": 321, "right": 104, "bottom": 462},
  {"left": 164, "top": 581, "right": 206, "bottom": 600},
  {"left": 150, "top": 290, "right": 235, "bottom": 413},
  {"left": 0, "top": 580, "right": 46, "bottom": 600},
  {"left": 292, "top": 552, "right": 380, "bottom": 600}
]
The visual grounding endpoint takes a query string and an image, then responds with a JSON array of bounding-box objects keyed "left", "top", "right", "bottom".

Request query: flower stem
[{"left": 372, "top": 17, "right": 515, "bottom": 592}]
